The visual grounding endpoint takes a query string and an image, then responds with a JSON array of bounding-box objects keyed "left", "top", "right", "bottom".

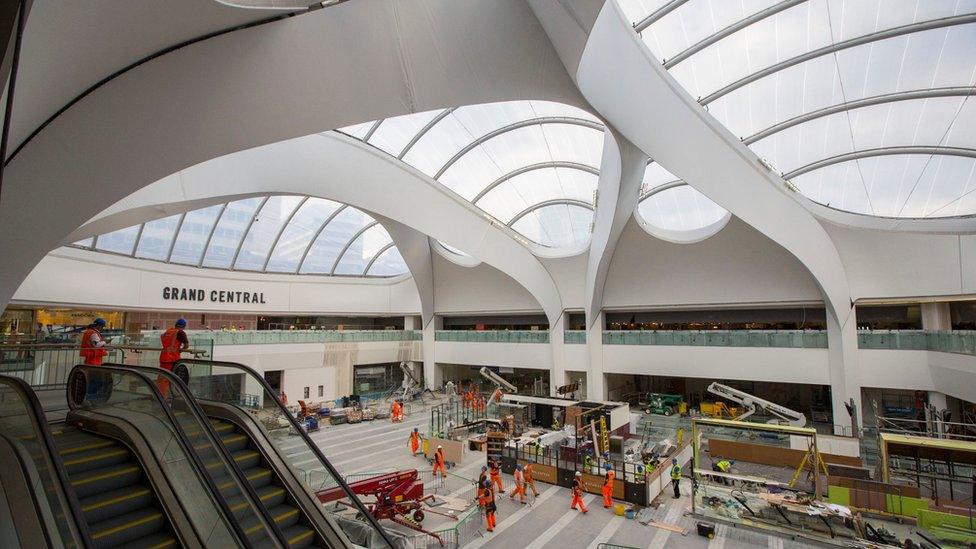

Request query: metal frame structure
[{"left": 74, "top": 196, "right": 405, "bottom": 278}]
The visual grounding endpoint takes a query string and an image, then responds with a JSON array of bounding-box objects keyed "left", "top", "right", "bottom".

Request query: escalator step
[
  {"left": 267, "top": 504, "right": 302, "bottom": 529},
  {"left": 80, "top": 485, "right": 154, "bottom": 524},
  {"left": 280, "top": 524, "right": 317, "bottom": 549},
  {"left": 115, "top": 531, "right": 178, "bottom": 549},
  {"left": 56, "top": 437, "right": 116, "bottom": 456},
  {"left": 220, "top": 433, "right": 249, "bottom": 452},
  {"left": 62, "top": 445, "right": 131, "bottom": 474},
  {"left": 89, "top": 507, "right": 166, "bottom": 548},
  {"left": 229, "top": 449, "right": 261, "bottom": 469},
  {"left": 71, "top": 463, "right": 143, "bottom": 499},
  {"left": 255, "top": 484, "right": 287, "bottom": 508},
  {"left": 238, "top": 466, "right": 273, "bottom": 489},
  {"left": 209, "top": 420, "right": 235, "bottom": 434}
]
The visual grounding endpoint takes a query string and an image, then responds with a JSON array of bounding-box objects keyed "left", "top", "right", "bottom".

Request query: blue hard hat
[
  {"left": 604, "top": 463, "right": 611, "bottom": 471},
  {"left": 672, "top": 458, "right": 678, "bottom": 464},
  {"left": 175, "top": 318, "right": 187, "bottom": 328},
  {"left": 516, "top": 464, "right": 523, "bottom": 470},
  {"left": 413, "top": 427, "right": 418, "bottom": 432},
  {"left": 92, "top": 318, "right": 106, "bottom": 327}
]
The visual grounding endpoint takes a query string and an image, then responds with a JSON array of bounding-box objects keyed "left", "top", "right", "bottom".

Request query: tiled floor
[{"left": 305, "top": 400, "right": 829, "bottom": 548}]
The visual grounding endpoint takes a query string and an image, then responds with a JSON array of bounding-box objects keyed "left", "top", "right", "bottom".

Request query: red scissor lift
[{"left": 317, "top": 469, "right": 457, "bottom": 545}]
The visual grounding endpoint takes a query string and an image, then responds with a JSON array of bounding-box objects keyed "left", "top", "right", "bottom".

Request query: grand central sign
[{"left": 162, "top": 287, "right": 267, "bottom": 304}]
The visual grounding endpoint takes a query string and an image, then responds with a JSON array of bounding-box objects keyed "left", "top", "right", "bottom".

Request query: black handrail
[
  {"left": 68, "top": 364, "right": 252, "bottom": 548},
  {"left": 0, "top": 374, "right": 93, "bottom": 548},
  {"left": 112, "top": 364, "right": 287, "bottom": 548},
  {"left": 176, "top": 358, "right": 397, "bottom": 548}
]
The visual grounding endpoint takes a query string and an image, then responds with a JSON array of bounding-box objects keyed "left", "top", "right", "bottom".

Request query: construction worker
[
  {"left": 479, "top": 483, "right": 497, "bottom": 532},
  {"left": 79, "top": 318, "right": 108, "bottom": 366},
  {"left": 509, "top": 464, "right": 526, "bottom": 504},
  {"left": 158, "top": 317, "right": 189, "bottom": 398},
  {"left": 477, "top": 466, "right": 489, "bottom": 501},
  {"left": 602, "top": 465, "right": 615, "bottom": 508},
  {"left": 570, "top": 471, "right": 588, "bottom": 514},
  {"left": 523, "top": 462, "right": 539, "bottom": 497},
  {"left": 489, "top": 459, "right": 504, "bottom": 494},
  {"left": 670, "top": 458, "right": 682, "bottom": 498},
  {"left": 433, "top": 445, "right": 446, "bottom": 478},
  {"left": 712, "top": 458, "right": 733, "bottom": 485},
  {"left": 409, "top": 427, "right": 421, "bottom": 456}
]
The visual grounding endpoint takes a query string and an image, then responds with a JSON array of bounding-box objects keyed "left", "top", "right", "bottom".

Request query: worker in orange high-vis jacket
[
  {"left": 508, "top": 464, "right": 526, "bottom": 504},
  {"left": 602, "top": 465, "right": 615, "bottom": 508},
  {"left": 79, "top": 318, "right": 109, "bottom": 365},
  {"left": 479, "top": 483, "right": 497, "bottom": 532},
  {"left": 409, "top": 427, "right": 421, "bottom": 456},
  {"left": 571, "top": 471, "right": 588, "bottom": 513},
  {"left": 523, "top": 462, "right": 539, "bottom": 497},
  {"left": 433, "top": 445, "right": 446, "bottom": 478},
  {"left": 489, "top": 459, "right": 504, "bottom": 494},
  {"left": 157, "top": 318, "right": 189, "bottom": 398}
]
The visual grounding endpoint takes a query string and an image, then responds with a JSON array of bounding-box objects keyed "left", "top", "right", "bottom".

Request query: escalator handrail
[
  {"left": 111, "top": 364, "right": 287, "bottom": 548},
  {"left": 176, "top": 358, "right": 397, "bottom": 548},
  {"left": 68, "top": 364, "right": 252, "bottom": 549},
  {"left": 0, "top": 374, "right": 93, "bottom": 548}
]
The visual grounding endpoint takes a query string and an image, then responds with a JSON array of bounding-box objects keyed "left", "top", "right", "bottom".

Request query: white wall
[
  {"left": 434, "top": 341, "right": 551, "bottom": 370},
  {"left": 601, "top": 345, "right": 830, "bottom": 385},
  {"left": 431, "top": 254, "right": 543, "bottom": 315},
  {"left": 823, "top": 223, "right": 976, "bottom": 299},
  {"left": 603, "top": 218, "right": 823, "bottom": 309},
  {"left": 539, "top": 253, "right": 588, "bottom": 310},
  {"left": 13, "top": 248, "right": 422, "bottom": 315},
  {"left": 210, "top": 340, "right": 422, "bottom": 401}
]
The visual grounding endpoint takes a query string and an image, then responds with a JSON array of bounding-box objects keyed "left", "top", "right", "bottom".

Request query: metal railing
[
  {"left": 434, "top": 330, "right": 550, "bottom": 344},
  {"left": 141, "top": 329, "right": 421, "bottom": 345},
  {"left": 0, "top": 344, "right": 125, "bottom": 389}
]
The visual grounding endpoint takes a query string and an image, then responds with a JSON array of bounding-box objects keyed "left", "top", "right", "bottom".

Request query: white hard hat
[
  {"left": 437, "top": 445, "right": 442, "bottom": 449},
  {"left": 575, "top": 471, "right": 582, "bottom": 477}
]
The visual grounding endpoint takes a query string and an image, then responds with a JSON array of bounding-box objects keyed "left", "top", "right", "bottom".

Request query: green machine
[{"left": 644, "top": 393, "right": 684, "bottom": 415}]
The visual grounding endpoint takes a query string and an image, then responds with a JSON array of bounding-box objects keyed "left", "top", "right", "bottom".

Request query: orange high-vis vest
[
  {"left": 79, "top": 328, "right": 107, "bottom": 365},
  {"left": 159, "top": 328, "right": 183, "bottom": 364},
  {"left": 435, "top": 449, "right": 445, "bottom": 465},
  {"left": 524, "top": 464, "right": 534, "bottom": 482}
]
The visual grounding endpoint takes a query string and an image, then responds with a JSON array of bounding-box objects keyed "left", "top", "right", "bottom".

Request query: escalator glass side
[
  {"left": 0, "top": 374, "right": 87, "bottom": 548},
  {"left": 175, "top": 359, "right": 394, "bottom": 548},
  {"left": 113, "top": 364, "right": 283, "bottom": 548},
  {"left": 67, "top": 364, "right": 244, "bottom": 547}
]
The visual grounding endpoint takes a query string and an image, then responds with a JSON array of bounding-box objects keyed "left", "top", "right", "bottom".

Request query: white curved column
[
  {"left": 372, "top": 215, "right": 434, "bottom": 326},
  {"left": 584, "top": 128, "right": 648, "bottom": 326}
]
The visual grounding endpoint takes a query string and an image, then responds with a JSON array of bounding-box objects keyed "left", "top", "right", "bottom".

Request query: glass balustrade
[
  {"left": 139, "top": 329, "right": 420, "bottom": 346},
  {"left": 434, "top": 330, "right": 550, "bottom": 343},
  {"left": 0, "top": 375, "right": 86, "bottom": 547},
  {"left": 601, "top": 329, "right": 830, "bottom": 348},
  {"left": 564, "top": 330, "right": 587, "bottom": 344}
]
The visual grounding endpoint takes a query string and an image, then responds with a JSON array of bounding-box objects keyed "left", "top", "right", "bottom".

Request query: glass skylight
[
  {"left": 636, "top": 162, "right": 728, "bottom": 232},
  {"left": 337, "top": 100, "right": 604, "bottom": 249},
  {"left": 73, "top": 196, "right": 408, "bottom": 277},
  {"left": 621, "top": 0, "right": 976, "bottom": 218}
]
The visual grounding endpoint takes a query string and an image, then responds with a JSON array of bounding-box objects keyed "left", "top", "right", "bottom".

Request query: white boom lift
[
  {"left": 706, "top": 382, "right": 807, "bottom": 427},
  {"left": 479, "top": 367, "right": 517, "bottom": 404}
]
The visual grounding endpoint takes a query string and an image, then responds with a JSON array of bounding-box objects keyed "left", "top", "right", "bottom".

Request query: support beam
[{"left": 783, "top": 146, "right": 976, "bottom": 180}]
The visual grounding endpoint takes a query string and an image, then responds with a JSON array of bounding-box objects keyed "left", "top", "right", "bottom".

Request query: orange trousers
[
  {"left": 485, "top": 511, "right": 496, "bottom": 531},
  {"left": 409, "top": 439, "right": 419, "bottom": 455},
  {"left": 571, "top": 492, "right": 588, "bottom": 513},
  {"left": 490, "top": 474, "right": 504, "bottom": 493},
  {"left": 509, "top": 482, "right": 525, "bottom": 502},
  {"left": 433, "top": 461, "right": 446, "bottom": 478},
  {"left": 525, "top": 479, "right": 539, "bottom": 497},
  {"left": 156, "top": 362, "right": 174, "bottom": 398},
  {"left": 602, "top": 484, "right": 613, "bottom": 508}
]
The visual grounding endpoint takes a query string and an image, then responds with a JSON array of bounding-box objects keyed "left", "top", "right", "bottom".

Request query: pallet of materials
[
  {"left": 362, "top": 407, "right": 376, "bottom": 421},
  {"left": 347, "top": 408, "right": 364, "bottom": 423}
]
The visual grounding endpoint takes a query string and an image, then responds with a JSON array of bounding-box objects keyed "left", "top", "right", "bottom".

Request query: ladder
[
  {"left": 788, "top": 445, "right": 829, "bottom": 488},
  {"left": 599, "top": 415, "right": 609, "bottom": 455}
]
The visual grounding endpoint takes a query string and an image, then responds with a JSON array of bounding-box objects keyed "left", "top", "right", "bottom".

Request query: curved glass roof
[
  {"left": 619, "top": 0, "right": 976, "bottom": 218},
  {"left": 72, "top": 196, "right": 408, "bottom": 277},
  {"left": 337, "top": 101, "right": 605, "bottom": 249}
]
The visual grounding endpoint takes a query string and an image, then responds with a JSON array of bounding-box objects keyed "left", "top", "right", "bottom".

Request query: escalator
[
  {"left": 175, "top": 359, "right": 396, "bottom": 548},
  {"left": 51, "top": 426, "right": 177, "bottom": 547},
  {"left": 208, "top": 414, "right": 322, "bottom": 548}
]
